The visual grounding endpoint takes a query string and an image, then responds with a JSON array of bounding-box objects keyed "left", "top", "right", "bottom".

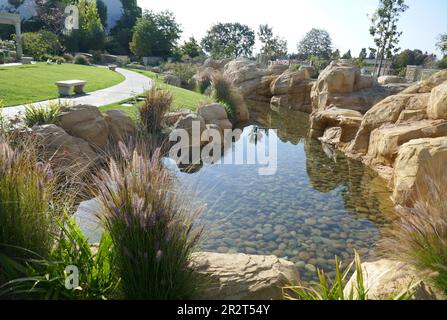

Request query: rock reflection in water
[{"left": 175, "top": 101, "right": 396, "bottom": 282}]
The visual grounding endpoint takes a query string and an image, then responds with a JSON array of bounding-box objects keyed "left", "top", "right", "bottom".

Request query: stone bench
[
  {"left": 55, "top": 80, "right": 87, "bottom": 96},
  {"left": 108, "top": 64, "right": 117, "bottom": 71},
  {"left": 21, "top": 56, "right": 34, "bottom": 64}
]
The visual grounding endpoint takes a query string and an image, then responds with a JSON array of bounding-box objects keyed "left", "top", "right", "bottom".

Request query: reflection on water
[{"left": 175, "top": 102, "right": 396, "bottom": 282}]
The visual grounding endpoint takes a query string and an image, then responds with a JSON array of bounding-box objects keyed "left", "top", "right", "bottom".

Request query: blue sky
[{"left": 140, "top": 0, "right": 446, "bottom": 57}]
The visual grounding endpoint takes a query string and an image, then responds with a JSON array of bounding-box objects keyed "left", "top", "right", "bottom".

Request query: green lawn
[
  {"left": 0, "top": 63, "right": 125, "bottom": 106},
  {"left": 99, "top": 68, "right": 212, "bottom": 120}
]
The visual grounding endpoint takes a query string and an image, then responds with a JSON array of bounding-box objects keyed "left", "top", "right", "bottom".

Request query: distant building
[
  {"left": 0, "top": 0, "right": 124, "bottom": 32},
  {"left": 361, "top": 58, "right": 393, "bottom": 76}
]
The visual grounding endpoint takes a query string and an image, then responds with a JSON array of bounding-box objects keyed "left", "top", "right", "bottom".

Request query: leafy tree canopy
[{"left": 297, "top": 28, "right": 333, "bottom": 60}]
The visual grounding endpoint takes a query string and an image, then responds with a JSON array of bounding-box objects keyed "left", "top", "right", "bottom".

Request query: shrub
[
  {"left": 381, "top": 171, "right": 447, "bottom": 294},
  {"left": 138, "top": 86, "right": 173, "bottom": 135},
  {"left": 74, "top": 54, "right": 90, "bottom": 65},
  {"left": 283, "top": 251, "right": 414, "bottom": 300},
  {"left": 91, "top": 50, "right": 103, "bottom": 64},
  {"left": 21, "top": 31, "right": 61, "bottom": 61},
  {"left": 93, "top": 144, "right": 203, "bottom": 299},
  {"left": 63, "top": 53, "right": 74, "bottom": 63},
  {"left": 163, "top": 63, "right": 198, "bottom": 89},
  {"left": 24, "top": 104, "right": 61, "bottom": 128}
]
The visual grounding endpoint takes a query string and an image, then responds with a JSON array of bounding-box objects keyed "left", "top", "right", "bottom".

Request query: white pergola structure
[{"left": 0, "top": 13, "right": 23, "bottom": 60}]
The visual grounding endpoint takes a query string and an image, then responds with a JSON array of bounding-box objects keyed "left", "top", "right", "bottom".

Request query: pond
[
  {"left": 172, "top": 102, "right": 397, "bottom": 281},
  {"left": 76, "top": 102, "right": 397, "bottom": 283}
]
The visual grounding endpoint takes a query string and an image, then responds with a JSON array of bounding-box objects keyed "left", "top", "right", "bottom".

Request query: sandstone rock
[
  {"left": 32, "top": 124, "right": 98, "bottom": 172},
  {"left": 102, "top": 109, "right": 136, "bottom": 143},
  {"left": 313, "top": 60, "right": 360, "bottom": 95},
  {"left": 267, "top": 64, "right": 288, "bottom": 76},
  {"left": 163, "top": 74, "right": 181, "bottom": 87},
  {"left": 192, "top": 252, "right": 299, "bottom": 300},
  {"left": 223, "top": 58, "right": 268, "bottom": 97},
  {"left": 173, "top": 113, "right": 206, "bottom": 147},
  {"left": 378, "top": 75, "right": 407, "bottom": 85},
  {"left": 164, "top": 109, "right": 193, "bottom": 127},
  {"left": 270, "top": 69, "right": 310, "bottom": 95},
  {"left": 56, "top": 105, "right": 109, "bottom": 150},
  {"left": 252, "top": 75, "right": 278, "bottom": 102},
  {"left": 392, "top": 137, "right": 447, "bottom": 205},
  {"left": 204, "top": 57, "right": 232, "bottom": 70},
  {"left": 198, "top": 103, "right": 233, "bottom": 133},
  {"left": 366, "top": 120, "right": 447, "bottom": 166},
  {"left": 427, "top": 82, "right": 447, "bottom": 120},
  {"left": 344, "top": 259, "right": 445, "bottom": 300}
]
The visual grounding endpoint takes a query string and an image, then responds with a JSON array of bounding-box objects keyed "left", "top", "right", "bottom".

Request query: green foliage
[
  {"left": 341, "top": 50, "right": 352, "bottom": 59},
  {"left": 24, "top": 104, "right": 60, "bottom": 128},
  {"left": 163, "top": 63, "right": 198, "bottom": 89},
  {"left": 21, "top": 30, "right": 61, "bottom": 60},
  {"left": 63, "top": 53, "right": 74, "bottom": 63},
  {"left": 309, "top": 55, "right": 329, "bottom": 73},
  {"left": 109, "top": 0, "right": 142, "bottom": 54},
  {"left": 0, "top": 216, "right": 119, "bottom": 300},
  {"left": 130, "top": 10, "right": 182, "bottom": 58},
  {"left": 258, "top": 24, "right": 288, "bottom": 60},
  {"left": 180, "top": 37, "right": 203, "bottom": 59},
  {"left": 381, "top": 172, "right": 447, "bottom": 294},
  {"left": 74, "top": 54, "right": 90, "bottom": 65},
  {"left": 436, "top": 33, "right": 447, "bottom": 56},
  {"left": 93, "top": 144, "right": 204, "bottom": 299},
  {"left": 283, "top": 251, "right": 414, "bottom": 300},
  {"left": 438, "top": 56, "right": 447, "bottom": 69},
  {"left": 201, "top": 22, "right": 256, "bottom": 58},
  {"left": 96, "top": 0, "right": 108, "bottom": 29},
  {"left": 297, "top": 28, "right": 333, "bottom": 60},
  {"left": 358, "top": 48, "right": 368, "bottom": 60},
  {"left": 392, "top": 49, "right": 437, "bottom": 74}
]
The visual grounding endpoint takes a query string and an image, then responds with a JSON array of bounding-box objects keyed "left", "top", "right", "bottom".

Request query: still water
[{"left": 174, "top": 102, "right": 396, "bottom": 281}]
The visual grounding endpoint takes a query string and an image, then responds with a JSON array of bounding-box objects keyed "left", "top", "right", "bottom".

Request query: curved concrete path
[{"left": 1, "top": 67, "right": 153, "bottom": 119}]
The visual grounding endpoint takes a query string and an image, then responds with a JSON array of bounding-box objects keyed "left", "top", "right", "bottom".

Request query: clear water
[
  {"left": 173, "top": 102, "right": 397, "bottom": 281},
  {"left": 76, "top": 102, "right": 397, "bottom": 283}
]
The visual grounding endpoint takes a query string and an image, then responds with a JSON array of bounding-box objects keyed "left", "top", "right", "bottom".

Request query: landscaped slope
[{"left": 0, "top": 63, "right": 125, "bottom": 106}]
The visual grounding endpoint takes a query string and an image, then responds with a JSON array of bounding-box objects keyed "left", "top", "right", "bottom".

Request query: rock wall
[{"left": 310, "top": 68, "right": 447, "bottom": 205}]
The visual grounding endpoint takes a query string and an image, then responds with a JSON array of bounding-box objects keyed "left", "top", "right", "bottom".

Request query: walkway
[{"left": 1, "top": 67, "right": 153, "bottom": 119}]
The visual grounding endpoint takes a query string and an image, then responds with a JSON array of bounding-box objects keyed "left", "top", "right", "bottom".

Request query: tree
[
  {"left": 359, "top": 48, "right": 368, "bottom": 59},
  {"left": 109, "top": 0, "right": 142, "bottom": 54},
  {"left": 33, "top": 0, "right": 67, "bottom": 36},
  {"left": 180, "top": 37, "right": 203, "bottom": 59},
  {"left": 368, "top": 48, "right": 377, "bottom": 59},
  {"left": 436, "top": 33, "right": 447, "bottom": 56},
  {"left": 297, "top": 28, "right": 333, "bottom": 60},
  {"left": 369, "top": 0, "right": 409, "bottom": 76},
  {"left": 331, "top": 49, "right": 340, "bottom": 60},
  {"left": 21, "top": 30, "right": 61, "bottom": 60},
  {"left": 96, "top": 0, "right": 108, "bottom": 29},
  {"left": 257, "top": 24, "right": 288, "bottom": 59},
  {"left": 201, "top": 23, "right": 255, "bottom": 58},
  {"left": 392, "top": 49, "right": 437, "bottom": 73},
  {"left": 130, "top": 10, "right": 182, "bottom": 57},
  {"left": 342, "top": 50, "right": 352, "bottom": 59}
]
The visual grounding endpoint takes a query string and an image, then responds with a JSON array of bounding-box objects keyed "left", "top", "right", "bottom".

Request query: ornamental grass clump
[
  {"left": 24, "top": 103, "right": 61, "bottom": 127},
  {"left": 93, "top": 143, "right": 203, "bottom": 299},
  {"left": 0, "top": 138, "right": 58, "bottom": 260},
  {"left": 381, "top": 172, "right": 447, "bottom": 294},
  {"left": 138, "top": 86, "right": 173, "bottom": 136},
  {"left": 211, "top": 73, "right": 244, "bottom": 122}
]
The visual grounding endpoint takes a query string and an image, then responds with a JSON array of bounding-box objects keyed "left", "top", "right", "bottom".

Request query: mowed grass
[
  {"left": 99, "top": 68, "right": 212, "bottom": 119},
  {"left": 0, "top": 63, "right": 125, "bottom": 106}
]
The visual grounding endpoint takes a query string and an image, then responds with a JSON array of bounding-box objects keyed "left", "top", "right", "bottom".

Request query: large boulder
[
  {"left": 173, "top": 113, "right": 206, "bottom": 147},
  {"left": 32, "top": 124, "right": 98, "bottom": 173},
  {"left": 311, "top": 61, "right": 403, "bottom": 114},
  {"left": 223, "top": 58, "right": 269, "bottom": 98},
  {"left": 366, "top": 120, "right": 447, "bottom": 167},
  {"left": 270, "top": 69, "right": 314, "bottom": 112},
  {"left": 392, "top": 137, "right": 447, "bottom": 205},
  {"left": 198, "top": 103, "right": 232, "bottom": 133},
  {"left": 163, "top": 74, "right": 181, "bottom": 87},
  {"left": 427, "top": 81, "right": 447, "bottom": 120},
  {"left": 344, "top": 259, "right": 445, "bottom": 300},
  {"left": 192, "top": 252, "right": 299, "bottom": 300},
  {"left": 204, "top": 57, "right": 232, "bottom": 71},
  {"left": 56, "top": 105, "right": 109, "bottom": 150},
  {"left": 102, "top": 109, "right": 136, "bottom": 143}
]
